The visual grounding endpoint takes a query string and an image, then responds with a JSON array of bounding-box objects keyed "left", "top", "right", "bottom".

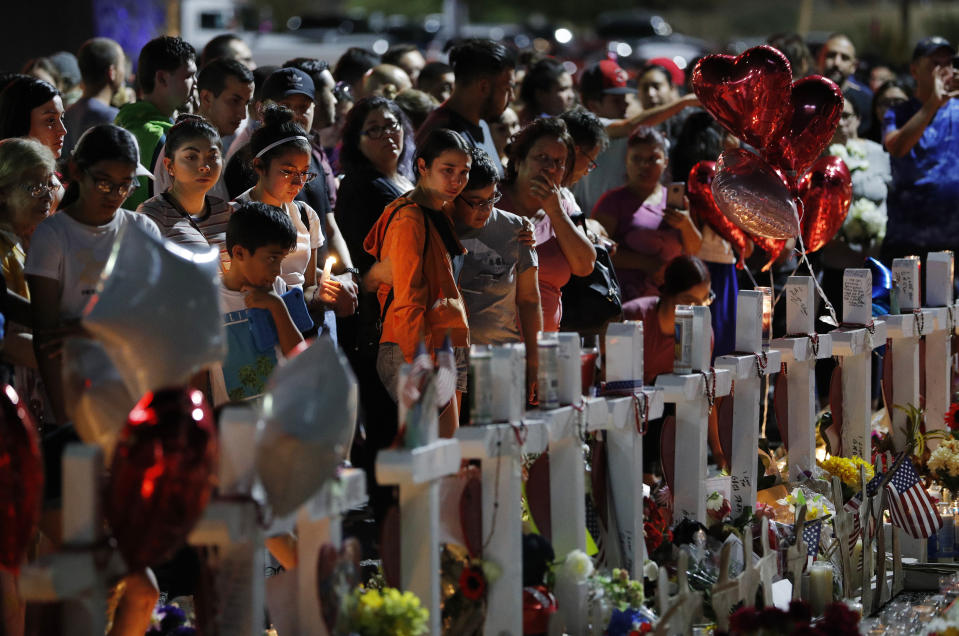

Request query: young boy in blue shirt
[{"left": 211, "top": 200, "right": 305, "bottom": 405}]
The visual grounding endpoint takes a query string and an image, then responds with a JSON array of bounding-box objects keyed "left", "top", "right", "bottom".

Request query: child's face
[
  {"left": 257, "top": 148, "right": 312, "bottom": 204},
  {"left": 78, "top": 160, "right": 138, "bottom": 221},
  {"left": 167, "top": 136, "right": 223, "bottom": 193},
  {"left": 233, "top": 242, "right": 288, "bottom": 289}
]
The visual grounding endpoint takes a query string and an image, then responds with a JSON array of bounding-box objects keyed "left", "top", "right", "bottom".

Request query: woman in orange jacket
[{"left": 364, "top": 128, "right": 472, "bottom": 437}]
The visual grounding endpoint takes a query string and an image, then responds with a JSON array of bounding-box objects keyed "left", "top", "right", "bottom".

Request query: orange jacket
[{"left": 364, "top": 196, "right": 469, "bottom": 361}]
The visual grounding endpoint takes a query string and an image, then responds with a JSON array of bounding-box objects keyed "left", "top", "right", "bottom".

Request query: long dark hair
[
  {"left": 61, "top": 124, "right": 139, "bottom": 208},
  {"left": 0, "top": 76, "right": 60, "bottom": 140},
  {"left": 660, "top": 254, "right": 711, "bottom": 298},
  {"left": 339, "top": 95, "right": 414, "bottom": 180},
  {"left": 414, "top": 128, "right": 470, "bottom": 179}
]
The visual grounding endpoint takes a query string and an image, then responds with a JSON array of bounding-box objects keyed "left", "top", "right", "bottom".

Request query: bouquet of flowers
[
  {"left": 827, "top": 141, "right": 886, "bottom": 248},
  {"left": 819, "top": 455, "right": 874, "bottom": 497},
  {"left": 928, "top": 438, "right": 959, "bottom": 494},
  {"left": 336, "top": 586, "right": 429, "bottom": 636},
  {"left": 644, "top": 496, "right": 673, "bottom": 558}
]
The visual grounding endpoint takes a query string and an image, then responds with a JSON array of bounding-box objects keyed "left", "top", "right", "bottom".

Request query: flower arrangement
[
  {"left": 336, "top": 586, "right": 429, "bottom": 636},
  {"left": 928, "top": 438, "right": 959, "bottom": 494},
  {"left": 719, "top": 600, "right": 859, "bottom": 636},
  {"left": 558, "top": 549, "right": 594, "bottom": 583},
  {"left": 779, "top": 487, "right": 833, "bottom": 521},
  {"left": 827, "top": 141, "right": 886, "bottom": 247},
  {"left": 643, "top": 495, "right": 673, "bottom": 557},
  {"left": 706, "top": 491, "right": 732, "bottom": 527},
  {"left": 819, "top": 455, "right": 874, "bottom": 489},
  {"left": 590, "top": 567, "right": 644, "bottom": 611}
]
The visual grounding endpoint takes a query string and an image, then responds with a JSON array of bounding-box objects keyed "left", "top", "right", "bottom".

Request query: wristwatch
[{"left": 344, "top": 266, "right": 360, "bottom": 282}]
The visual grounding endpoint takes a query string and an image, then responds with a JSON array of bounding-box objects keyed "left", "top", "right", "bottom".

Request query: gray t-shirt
[
  {"left": 457, "top": 207, "right": 537, "bottom": 345},
  {"left": 62, "top": 97, "right": 119, "bottom": 158}
]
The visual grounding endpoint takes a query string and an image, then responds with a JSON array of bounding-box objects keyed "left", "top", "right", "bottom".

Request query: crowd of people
[{"left": 2, "top": 25, "right": 959, "bottom": 634}]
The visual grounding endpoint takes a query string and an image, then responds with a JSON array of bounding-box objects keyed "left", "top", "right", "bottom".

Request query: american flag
[
  {"left": 886, "top": 456, "right": 942, "bottom": 540},
  {"left": 803, "top": 518, "right": 823, "bottom": 559}
]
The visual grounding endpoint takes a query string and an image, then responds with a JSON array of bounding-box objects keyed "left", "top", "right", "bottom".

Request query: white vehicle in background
[{"left": 178, "top": 0, "right": 391, "bottom": 66}]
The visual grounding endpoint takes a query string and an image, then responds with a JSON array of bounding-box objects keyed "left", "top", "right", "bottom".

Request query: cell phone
[{"left": 666, "top": 182, "right": 686, "bottom": 209}]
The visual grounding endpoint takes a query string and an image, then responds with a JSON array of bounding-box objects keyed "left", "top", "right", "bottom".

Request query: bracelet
[{"left": 344, "top": 266, "right": 360, "bottom": 278}]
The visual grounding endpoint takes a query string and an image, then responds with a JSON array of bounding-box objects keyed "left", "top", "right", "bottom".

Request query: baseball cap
[
  {"left": 579, "top": 59, "right": 632, "bottom": 96},
  {"left": 262, "top": 67, "right": 315, "bottom": 102},
  {"left": 646, "top": 57, "right": 686, "bottom": 87},
  {"left": 912, "top": 36, "right": 956, "bottom": 61}
]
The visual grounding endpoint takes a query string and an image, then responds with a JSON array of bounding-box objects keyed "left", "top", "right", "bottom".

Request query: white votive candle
[
  {"left": 321, "top": 255, "right": 336, "bottom": 283},
  {"left": 809, "top": 561, "right": 833, "bottom": 615}
]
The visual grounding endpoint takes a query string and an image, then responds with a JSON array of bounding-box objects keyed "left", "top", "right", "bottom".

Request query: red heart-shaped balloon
[
  {"left": 105, "top": 387, "right": 217, "bottom": 570},
  {"left": 692, "top": 45, "right": 793, "bottom": 150},
  {"left": 797, "top": 156, "right": 852, "bottom": 253},
  {"left": 0, "top": 386, "right": 43, "bottom": 573},
  {"left": 763, "top": 75, "right": 844, "bottom": 176},
  {"left": 712, "top": 148, "right": 799, "bottom": 239},
  {"left": 687, "top": 161, "right": 751, "bottom": 268},
  {"left": 750, "top": 235, "right": 787, "bottom": 272}
]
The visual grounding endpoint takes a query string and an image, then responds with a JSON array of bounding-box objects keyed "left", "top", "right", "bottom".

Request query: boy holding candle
[{"left": 210, "top": 201, "right": 333, "bottom": 405}]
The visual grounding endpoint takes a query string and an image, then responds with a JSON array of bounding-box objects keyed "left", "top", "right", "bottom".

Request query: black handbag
[{"left": 559, "top": 214, "right": 623, "bottom": 335}]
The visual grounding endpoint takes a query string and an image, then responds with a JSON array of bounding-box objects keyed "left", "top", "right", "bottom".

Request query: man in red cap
[{"left": 574, "top": 58, "right": 698, "bottom": 214}]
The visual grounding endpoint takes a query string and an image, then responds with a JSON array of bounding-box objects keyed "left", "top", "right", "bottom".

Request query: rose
[{"left": 560, "top": 549, "right": 594, "bottom": 583}]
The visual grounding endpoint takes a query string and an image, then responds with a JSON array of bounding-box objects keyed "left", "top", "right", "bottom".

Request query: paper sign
[
  {"left": 892, "top": 257, "right": 920, "bottom": 312},
  {"left": 785, "top": 277, "right": 815, "bottom": 335},
  {"left": 842, "top": 269, "right": 872, "bottom": 326}
]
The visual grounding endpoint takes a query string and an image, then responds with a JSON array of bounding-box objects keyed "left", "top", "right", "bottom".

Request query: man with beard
[
  {"left": 115, "top": 35, "right": 197, "bottom": 208},
  {"left": 415, "top": 39, "right": 515, "bottom": 176},
  {"left": 817, "top": 33, "right": 873, "bottom": 135}
]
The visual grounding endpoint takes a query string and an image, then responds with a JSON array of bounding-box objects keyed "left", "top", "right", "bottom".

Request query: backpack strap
[{"left": 379, "top": 201, "right": 431, "bottom": 325}]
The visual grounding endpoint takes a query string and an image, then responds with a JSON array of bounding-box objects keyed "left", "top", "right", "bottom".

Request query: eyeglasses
[
  {"left": 93, "top": 178, "right": 139, "bottom": 198},
  {"left": 530, "top": 153, "right": 566, "bottom": 172},
  {"left": 361, "top": 120, "right": 401, "bottom": 140},
  {"left": 21, "top": 177, "right": 60, "bottom": 198},
  {"left": 278, "top": 169, "right": 317, "bottom": 183},
  {"left": 840, "top": 111, "right": 858, "bottom": 121},
  {"left": 678, "top": 290, "right": 716, "bottom": 307},
  {"left": 458, "top": 191, "right": 502, "bottom": 212},
  {"left": 578, "top": 148, "right": 599, "bottom": 173}
]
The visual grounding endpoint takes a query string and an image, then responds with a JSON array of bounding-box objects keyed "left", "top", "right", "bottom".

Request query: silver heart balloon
[{"left": 711, "top": 148, "right": 799, "bottom": 240}]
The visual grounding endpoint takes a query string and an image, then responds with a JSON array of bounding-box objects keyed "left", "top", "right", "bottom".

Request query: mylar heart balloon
[
  {"left": 0, "top": 386, "right": 42, "bottom": 573},
  {"left": 692, "top": 45, "right": 792, "bottom": 150},
  {"left": 106, "top": 388, "right": 217, "bottom": 570},
  {"left": 751, "top": 236, "right": 788, "bottom": 272},
  {"left": 687, "top": 161, "right": 751, "bottom": 267},
  {"left": 62, "top": 338, "right": 136, "bottom": 464},
  {"left": 763, "top": 75, "right": 844, "bottom": 176},
  {"left": 256, "top": 337, "right": 357, "bottom": 517},
  {"left": 712, "top": 148, "right": 799, "bottom": 239},
  {"left": 797, "top": 156, "right": 852, "bottom": 253},
  {"left": 84, "top": 223, "right": 226, "bottom": 399}
]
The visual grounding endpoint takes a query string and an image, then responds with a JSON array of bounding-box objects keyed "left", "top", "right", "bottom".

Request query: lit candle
[
  {"left": 321, "top": 255, "right": 336, "bottom": 284},
  {"left": 808, "top": 561, "right": 833, "bottom": 615},
  {"left": 755, "top": 286, "right": 773, "bottom": 342}
]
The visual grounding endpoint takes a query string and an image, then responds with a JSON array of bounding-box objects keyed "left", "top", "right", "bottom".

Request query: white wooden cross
[
  {"left": 885, "top": 258, "right": 922, "bottom": 452},
  {"left": 771, "top": 277, "right": 834, "bottom": 480},
  {"left": 738, "top": 517, "right": 776, "bottom": 609},
  {"left": 656, "top": 305, "right": 733, "bottom": 523},
  {"left": 830, "top": 269, "right": 887, "bottom": 462},
  {"left": 456, "top": 343, "right": 548, "bottom": 636},
  {"left": 602, "top": 388, "right": 664, "bottom": 579},
  {"left": 19, "top": 444, "right": 125, "bottom": 636},
  {"left": 187, "top": 406, "right": 265, "bottom": 636},
  {"left": 655, "top": 550, "right": 701, "bottom": 636},
  {"left": 716, "top": 291, "right": 782, "bottom": 516},
  {"left": 923, "top": 251, "right": 955, "bottom": 450},
  {"left": 377, "top": 397, "right": 461, "bottom": 636},
  {"left": 602, "top": 320, "right": 665, "bottom": 578}
]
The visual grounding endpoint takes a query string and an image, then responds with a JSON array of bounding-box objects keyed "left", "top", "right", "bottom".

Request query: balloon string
[
  {"left": 790, "top": 198, "right": 840, "bottom": 326},
  {"left": 743, "top": 259, "right": 760, "bottom": 289}
]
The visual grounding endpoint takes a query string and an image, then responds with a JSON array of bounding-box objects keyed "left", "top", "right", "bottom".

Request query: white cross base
[{"left": 377, "top": 439, "right": 461, "bottom": 636}]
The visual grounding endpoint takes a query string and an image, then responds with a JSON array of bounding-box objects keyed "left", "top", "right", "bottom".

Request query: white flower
[
  {"left": 644, "top": 560, "right": 659, "bottom": 580},
  {"left": 706, "top": 491, "right": 725, "bottom": 512},
  {"left": 560, "top": 549, "right": 594, "bottom": 583}
]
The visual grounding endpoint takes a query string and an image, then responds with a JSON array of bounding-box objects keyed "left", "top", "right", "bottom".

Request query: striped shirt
[{"left": 137, "top": 193, "right": 233, "bottom": 269}]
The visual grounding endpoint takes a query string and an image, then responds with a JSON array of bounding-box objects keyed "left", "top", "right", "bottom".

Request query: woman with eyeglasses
[
  {"left": 592, "top": 125, "right": 702, "bottom": 304},
  {"left": 622, "top": 254, "right": 726, "bottom": 478},
  {"left": 334, "top": 96, "right": 415, "bottom": 518},
  {"left": 234, "top": 105, "right": 340, "bottom": 307},
  {"left": 137, "top": 115, "right": 232, "bottom": 267},
  {"left": 498, "top": 117, "right": 596, "bottom": 333}
]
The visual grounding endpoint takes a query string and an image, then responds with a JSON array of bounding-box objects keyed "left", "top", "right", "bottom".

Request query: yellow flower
[{"left": 820, "top": 456, "right": 873, "bottom": 489}]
